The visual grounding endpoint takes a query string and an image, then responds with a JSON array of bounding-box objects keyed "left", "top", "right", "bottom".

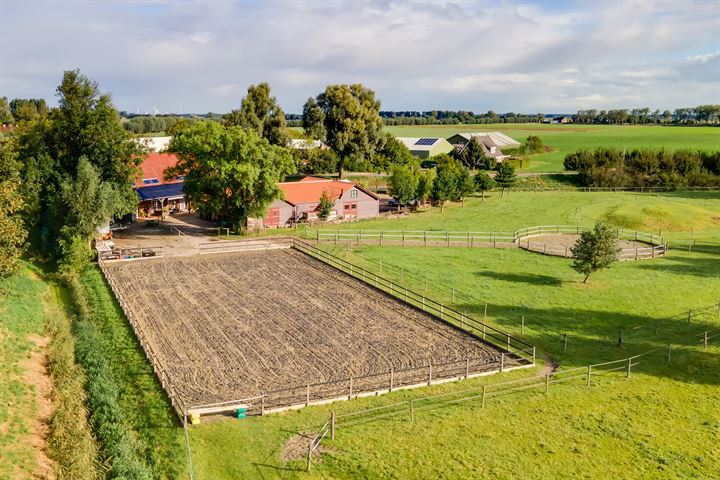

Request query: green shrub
[{"left": 68, "top": 276, "right": 154, "bottom": 480}]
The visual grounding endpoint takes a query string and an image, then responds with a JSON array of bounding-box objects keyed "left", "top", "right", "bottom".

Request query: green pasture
[
  {"left": 0, "top": 267, "right": 48, "bottom": 479},
  {"left": 187, "top": 190, "right": 720, "bottom": 479},
  {"left": 383, "top": 124, "right": 720, "bottom": 172},
  {"left": 313, "top": 190, "right": 720, "bottom": 243}
]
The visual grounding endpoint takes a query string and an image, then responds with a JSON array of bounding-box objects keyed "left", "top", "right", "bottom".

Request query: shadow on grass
[
  {"left": 475, "top": 270, "right": 564, "bottom": 287},
  {"left": 636, "top": 255, "right": 720, "bottom": 276},
  {"left": 452, "top": 301, "right": 720, "bottom": 385}
]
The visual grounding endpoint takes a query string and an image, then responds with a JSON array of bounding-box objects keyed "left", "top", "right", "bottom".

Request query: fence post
[
  {"left": 306, "top": 384, "right": 310, "bottom": 406},
  {"left": 506, "top": 334, "right": 511, "bottom": 351},
  {"left": 704, "top": 331, "right": 709, "bottom": 350},
  {"left": 617, "top": 330, "right": 622, "bottom": 347},
  {"left": 587, "top": 365, "right": 592, "bottom": 387},
  {"left": 481, "top": 386, "right": 486, "bottom": 407},
  {"left": 563, "top": 333, "right": 568, "bottom": 352},
  {"left": 465, "top": 357, "right": 470, "bottom": 379},
  {"left": 390, "top": 368, "right": 394, "bottom": 392},
  {"left": 545, "top": 374, "right": 550, "bottom": 393},
  {"left": 484, "top": 302, "right": 488, "bottom": 319},
  {"left": 410, "top": 400, "right": 414, "bottom": 422},
  {"left": 261, "top": 395, "right": 265, "bottom": 416},
  {"left": 687, "top": 309, "right": 692, "bottom": 324},
  {"left": 532, "top": 346, "right": 536, "bottom": 365},
  {"left": 428, "top": 362, "right": 433, "bottom": 385},
  {"left": 626, "top": 358, "right": 632, "bottom": 378},
  {"left": 482, "top": 324, "right": 486, "bottom": 340},
  {"left": 306, "top": 441, "right": 312, "bottom": 472},
  {"left": 446, "top": 231, "right": 450, "bottom": 246},
  {"left": 500, "top": 353, "right": 505, "bottom": 372},
  {"left": 331, "top": 411, "right": 336, "bottom": 440},
  {"left": 422, "top": 296, "right": 426, "bottom": 311},
  {"left": 440, "top": 304, "right": 444, "bottom": 319},
  {"left": 380, "top": 230, "right": 383, "bottom": 246},
  {"left": 348, "top": 377, "right": 353, "bottom": 400},
  {"left": 521, "top": 315, "right": 525, "bottom": 334},
  {"left": 667, "top": 344, "right": 672, "bottom": 364}
]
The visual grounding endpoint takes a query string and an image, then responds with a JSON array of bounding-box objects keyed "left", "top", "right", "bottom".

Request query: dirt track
[{"left": 104, "top": 249, "right": 501, "bottom": 409}]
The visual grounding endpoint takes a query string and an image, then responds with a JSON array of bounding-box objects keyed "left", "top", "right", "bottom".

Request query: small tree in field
[
  {"left": 474, "top": 171, "right": 495, "bottom": 202},
  {"left": 317, "top": 192, "right": 333, "bottom": 220},
  {"left": 495, "top": 161, "right": 517, "bottom": 197},
  {"left": 571, "top": 222, "right": 620, "bottom": 283}
]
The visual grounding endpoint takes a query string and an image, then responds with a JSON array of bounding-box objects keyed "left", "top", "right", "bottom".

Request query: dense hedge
[
  {"left": 68, "top": 276, "right": 154, "bottom": 479},
  {"left": 564, "top": 148, "right": 720, "bottom": 188},
  {"left": 46, "top": 284, "right": 100, "bottom": 480}
]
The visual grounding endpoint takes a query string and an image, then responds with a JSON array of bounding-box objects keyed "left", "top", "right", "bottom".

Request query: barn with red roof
[
  {"left": 134, "top": 152, "right": 187, "bottom": 218},
  {"left": 262, "top": 177, "right": 379, "bottom": 227}
]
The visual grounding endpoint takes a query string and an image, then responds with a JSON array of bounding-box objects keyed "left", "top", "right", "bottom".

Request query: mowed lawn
[
  {"left": 188, "top": 191, "right": 720, "bottom": 479},
  {"left": 382, "top": 124, "right": 720, "bottom": 172}
]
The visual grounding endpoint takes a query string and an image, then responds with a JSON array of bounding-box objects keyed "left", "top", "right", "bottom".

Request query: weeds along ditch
[{"left": 68, "top": 267, "right": 187, "bottom": 479}]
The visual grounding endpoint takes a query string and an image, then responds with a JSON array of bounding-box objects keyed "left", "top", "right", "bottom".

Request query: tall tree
[
  {"left": 0, "top": 97, "right": 13, "bottom": 124},
  {"left": 223, "top": 82, "right": 290, "bottom": 146},
  {"left": 494, "top": 161, "right": 517, "bottom": 196},
  {"left": 416, "top": 168, "right": 435, "bottom": 205},
  {"left": 389, "top": 163, "right": 420, "bottom": 212},
  {"left": 301, "top": 97, "right": 326, "bottom": 140},
  {"left": 168, "top": 121, "right": 295, "bottom": 231},
  {"left": 15, "top": 70, "right": 140, "bottom": 261},
  {"left": 302, "top": 84, "right": 385, "bottom": 179},
  {"left": 454, "top": 168, "right": 476, "bottom": 207},
  {"left": 431, "top": 155, "right": 463, "bottom": 212},
  {"left": 0, "top": 140, "right": 27, "bottom": 278},
  {"left": 571, "top": 222, "right": 619, "bottom": 283}
]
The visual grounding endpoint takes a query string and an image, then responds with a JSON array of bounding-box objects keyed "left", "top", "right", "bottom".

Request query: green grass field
[
  {"left": 186, "top": 191, "right": 720, "bottom": 479},
  {"left": 0, "top": 267, "right": 49, "bottom": 479},
  {"left": 382, "top": 124, "right": 720, "bottom": 172},
  {"left": 313, "top": 190, "right": 720, "bottom": 243}
]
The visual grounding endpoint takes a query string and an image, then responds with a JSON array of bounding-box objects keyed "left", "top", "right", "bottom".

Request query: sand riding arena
[{"left": 99, "top": 238, "right": 534, "bottom": 422}]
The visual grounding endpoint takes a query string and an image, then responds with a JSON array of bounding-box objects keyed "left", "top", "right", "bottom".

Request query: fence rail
[
  {"left": 309, "top": 225, "right": 669, "bottom": 260},
  {"left": 305, "top": 347, "right": 673, "bottom": 470},
  {"left": 97, "top": 243, "right": 164, "bottom": 262}
]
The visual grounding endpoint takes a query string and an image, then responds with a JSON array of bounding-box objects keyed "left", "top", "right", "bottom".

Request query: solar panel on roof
[
  {"left": 142, "top": 178, "right": 160, "bottom": 185},
  {"left": 414, "top": 138, "right": 437, "bottom": 146}
]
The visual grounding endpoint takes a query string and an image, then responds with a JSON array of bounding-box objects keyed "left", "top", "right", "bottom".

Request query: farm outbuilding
[
  {"left": 446, "top": 132, "right": 521, "bottom": 161},
  {"left": 397, "top": 137, "right": 454, "bottom": 159},
  {"left": 134, "top": 153, "right": 187, "bottom": 218},
  {"left": 262, "top": 176, "right": 379, "bottom": 227}
]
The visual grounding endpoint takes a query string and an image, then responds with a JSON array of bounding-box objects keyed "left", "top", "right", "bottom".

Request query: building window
[
  {"left": 352, "top": 203, "right": 357, "bottom": 209},
  {"left": 350, "top": 189, "right": 358, "bottom": 198}
]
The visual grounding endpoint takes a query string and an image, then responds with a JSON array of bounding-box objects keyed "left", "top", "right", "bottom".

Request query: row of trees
[
  {"left": 564, "top": 147, "right": 720, "bottom": 188},
  {"left": 122, "top": 115, "right": 201, "bottom": 135},
  {"left": 0, "top": 97, "right": 49, "bottom": 124},
  {"left": 388, "top": 156, "right": 518, "bottom": 212},
  {"left": 573, "top": 106, "right": 720, "bottom": 125}
]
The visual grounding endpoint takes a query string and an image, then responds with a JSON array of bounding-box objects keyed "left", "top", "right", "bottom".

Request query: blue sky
[{"left": 1, "top": 0, "right": 718, "bottom": 114}]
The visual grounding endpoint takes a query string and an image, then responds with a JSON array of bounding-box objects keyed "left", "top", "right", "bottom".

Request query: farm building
[
  {"left": 446, "top": 132, "right": 521, "bottom": 161},
  {"left": 262, "top": 176, "right": 379, "bottom": 227},
  {"left": 136, "top": 135, "right": 171, "bottom": 152},
  {"left": 134, "top": 152, "right": 187, "bottom": 218},
  {"left": 397, "top": 137, "right": 454, "bottom": 158}
]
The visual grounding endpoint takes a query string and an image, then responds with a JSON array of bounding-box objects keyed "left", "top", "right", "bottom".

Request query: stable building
[
  {"left": 446, "top": 132, "right": 521, "bottom": 161},
  {"left": 134, "top": 153, "right": 187, "bottom": 218},
  {"left": 262, "top": 176, "right": 379, "bottom": 227},
  {"left": 396, "top": 137, "right": 454, "bottom": 159}
]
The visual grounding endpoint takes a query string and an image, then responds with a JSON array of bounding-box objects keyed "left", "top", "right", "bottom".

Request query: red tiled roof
[
  {"left": 278, "top": 178, "right": 357, "bottom": 205},
  {"left": 135, "top": 153, "right": 181, "bottom": 187}
]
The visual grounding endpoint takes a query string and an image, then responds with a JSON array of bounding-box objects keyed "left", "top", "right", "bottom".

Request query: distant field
[{"left": 383, "top": 124, "right": 720, "bottom": 172}]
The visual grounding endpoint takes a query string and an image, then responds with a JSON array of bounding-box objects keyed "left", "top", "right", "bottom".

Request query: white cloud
[{"left": 1, "top": 0, "right": 718, "bottom": 113}]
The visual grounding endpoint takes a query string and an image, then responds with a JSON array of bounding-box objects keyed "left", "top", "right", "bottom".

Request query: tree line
[
  {"left": 572, "top": 106, "right": 720, "bottom": 125},
  {"left": 564, "top": 147, "right": 720, "bottom": 188}
]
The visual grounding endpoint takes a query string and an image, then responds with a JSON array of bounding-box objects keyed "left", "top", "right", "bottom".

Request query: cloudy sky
[{"left": 1, "top": 0, "right": 718, "bottom": 114}]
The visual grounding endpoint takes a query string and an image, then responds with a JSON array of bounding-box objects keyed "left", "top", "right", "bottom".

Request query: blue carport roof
[{"left": 136, "top": 182, "right": 185, "bottom": 201}]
